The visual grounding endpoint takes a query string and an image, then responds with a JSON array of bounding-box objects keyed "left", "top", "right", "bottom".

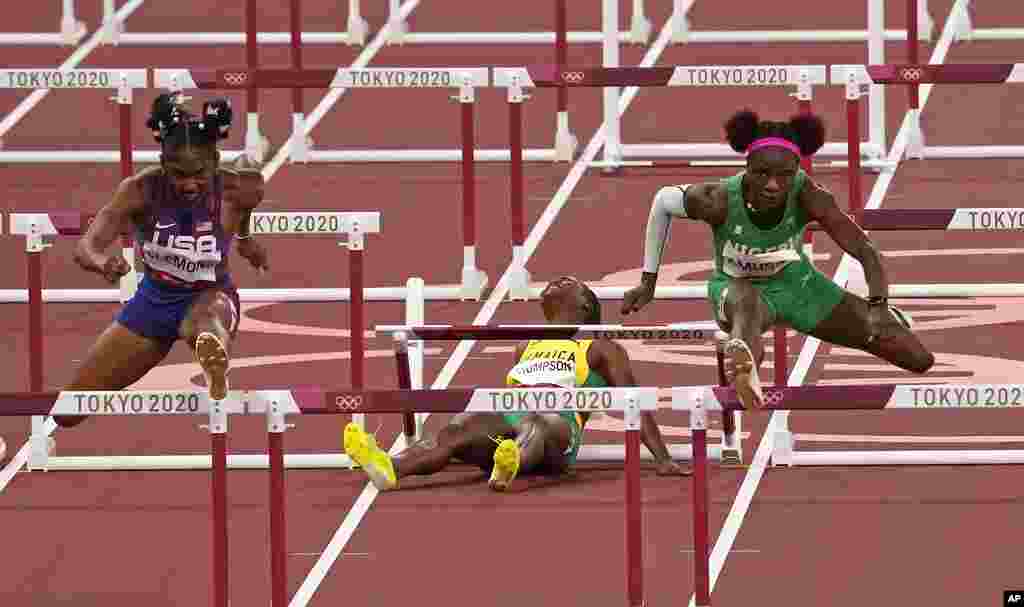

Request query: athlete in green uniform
[
  {"left": 344, "top": 276, "right": 688, "bottom": 492},
  {"left": 622, "top": 109, "right": 935, "bottom": 409}
]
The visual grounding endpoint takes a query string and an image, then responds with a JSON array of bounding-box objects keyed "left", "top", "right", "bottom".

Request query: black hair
[
  {"left": 723, "top": 109, "right": 826, "bottom": 157},
  {"left": 581, "top": 283, "right": 601, "bottom": 324},
  {"left": 145, "top": 93, "right": 233, "bottom": 153}
]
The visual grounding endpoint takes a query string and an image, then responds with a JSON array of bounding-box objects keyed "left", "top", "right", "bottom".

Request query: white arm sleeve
[{"left": 642, "top": 184, "right": 691, "bottom": 274}]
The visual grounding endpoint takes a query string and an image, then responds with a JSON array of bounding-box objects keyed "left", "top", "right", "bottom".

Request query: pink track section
[{"left": 2, "top": 2, "right": 1024, "bottom": 606}]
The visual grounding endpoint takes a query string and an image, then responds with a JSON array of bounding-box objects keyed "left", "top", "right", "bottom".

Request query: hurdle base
[{"left": 777, "top": 449, "right": 1024, "bottom": 467}]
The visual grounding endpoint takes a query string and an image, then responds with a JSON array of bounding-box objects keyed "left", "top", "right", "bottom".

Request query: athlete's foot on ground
[
  {"left": 725, "top": 338, "right": 764, "bottom": 410},
  {"left": 488, "top": 439, "right": 521, "bottom": 492},
  {"left": 344, "top": 422, "right": 398, "bottom": 491},
  {"left": 195, "top": 332, "right": 229, "bottom": 401}
]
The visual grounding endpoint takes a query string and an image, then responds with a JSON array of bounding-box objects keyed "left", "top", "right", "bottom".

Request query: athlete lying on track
[
  {"left": 344, "top": 276, "right": 689, "bottom": 492},
  {"left": 622, "top": 108, "right": 935, "bottom": 409},
  {"left": 56, "top": 93, "right": 268, "bottom": 428}
]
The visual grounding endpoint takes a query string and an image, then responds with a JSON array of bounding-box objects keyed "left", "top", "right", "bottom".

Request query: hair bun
[
  {"left": 145, "top": 93, "right": 189, "bottom": 143},
  {"left": 201, "top": 98, "right": 233, "bottom": 140},
  {"left": 723, "top": 109, "right": 760, "bottom": 153},
  {"left": 787, "top": 113, "right": 827, "bottom": 156}
]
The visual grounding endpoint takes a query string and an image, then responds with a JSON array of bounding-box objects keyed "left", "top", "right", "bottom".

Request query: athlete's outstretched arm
[
  {"left": 589, "top": 340, "right": 690, "bottom": 476},
  {"left": 73, "top": 174, "right": 145, "bottom": 283},
  {"left": 801, "top": 182, "right": 888, "bottom": 301},
  {"left": 623, "top": 183, "right": 727, "bottom": 315}
]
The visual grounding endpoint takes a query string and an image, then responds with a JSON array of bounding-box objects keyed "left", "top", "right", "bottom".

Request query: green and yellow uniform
[
  {"left": 504, "top": 339, "right": 608, "bottom": 464},
  {"left": 708, "top": 170, "right": 845, "bottom": 333}
]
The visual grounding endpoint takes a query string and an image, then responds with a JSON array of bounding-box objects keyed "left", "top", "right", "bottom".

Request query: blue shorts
[{"left": 116, "top": 275, "right": 240, "bottom": 348}]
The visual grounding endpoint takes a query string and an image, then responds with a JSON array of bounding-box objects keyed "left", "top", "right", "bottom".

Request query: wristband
[{"left": 866, "top": 295, "right": 888, "bottom": 307}]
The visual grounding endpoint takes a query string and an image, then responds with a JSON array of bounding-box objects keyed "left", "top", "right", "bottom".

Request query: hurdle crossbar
[
  {"left": 6, "top": 210, "right": 378, "bottom": 411},
  {"left": 379, "top": 322, "right": 719, "bottom": 341},
  {"left": 674, "top": 378, "right": 1024, "bottom": 606},
  {"left": 2, "top": 385, "right": 655, "bottom": 607},
  {"left": 832, "top": 62, "right": 1024, "bottom": 167},
  {"left": 4, "top": 282, "right": 1022, "bottom": 304}
]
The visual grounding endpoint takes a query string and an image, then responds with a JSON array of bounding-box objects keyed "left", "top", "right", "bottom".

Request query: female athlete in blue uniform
[{"left": 58, "top": 93, "right": 268, "bottom": 427}]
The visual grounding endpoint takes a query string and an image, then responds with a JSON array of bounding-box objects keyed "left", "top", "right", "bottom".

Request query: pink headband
[{"left": 746, "top": 137, "right": 802, "bottom": 158}]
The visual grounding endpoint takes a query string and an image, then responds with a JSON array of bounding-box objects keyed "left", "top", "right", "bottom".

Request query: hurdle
[
  {"left": 674, "top": 381, "right": 1024, "bottom": 606},
  {"left": 154, "top": 66, "right": 490, "bottom": 299},
  {"left": 612, "top": 0, "right": 916, "bottom": 165},
  {"left": 834, "top": 61, "right": 1024, "bottom": 163},
  {"left": 6, "top": 209, "right": 380, "bottom": 471},
  {"left": 494, "top": 64, "right": 831, "bottom": 387},
  {"left": 385, "top": 0, "right": 657, "bottom": 46},
  {"left": 1, "top": 384, "right": 658, "bottom": 607},
  {"left": 88, "top": 0, "right": 369, "bottom": 47},
  {"left": 377, "top": 322, "right": 743, "bottom": 464}
]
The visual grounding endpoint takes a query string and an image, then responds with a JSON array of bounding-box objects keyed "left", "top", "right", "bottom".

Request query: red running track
[{"left": 2, "top": 1, "right": 1024, "bottom": 605}]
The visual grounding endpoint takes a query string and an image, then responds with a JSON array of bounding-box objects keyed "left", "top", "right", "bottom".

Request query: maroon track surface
[{"left": 2, "top": 1, "right": 1024, "bottom": 606}]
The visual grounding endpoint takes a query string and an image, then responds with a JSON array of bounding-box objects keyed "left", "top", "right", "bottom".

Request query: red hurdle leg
[
  {"left": 289, "top": 0, "right": 304, "bottom": 119},
  {"left": 691, "top": 402, "right": 711, "bottom": 606},
  {"left": 349, "top": 233, "right": 365, "bottom": 391},
  {"left": 27, "top": 235, "right": 43, "bottom": 393},
  {"left": 268, "top": 402, "right": 288, "bottom": 607},
  {"left": 907, "top": 0, "right": 920, "bottom": 110},
  {"left": 245, "top": 0, "right": 259, "bottom": 119},
  {"left": 555, "top": 0, "right": 568, "bottom": 118},
  {"left": 509, "top": 93, "right": 525, "bottom": 252},
  {"left": 208, "top": 403, "right": 229, "bottom": 607},
  {"left": 624, "top": 403, "right": 643, "bottom": 607}
]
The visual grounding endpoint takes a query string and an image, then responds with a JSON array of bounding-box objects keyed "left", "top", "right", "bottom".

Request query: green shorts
[
  {"left": 708, "top": 261, "right": 845, "bottom": 334},
  {"left": 501, "top": 412, "right": 584, "bottom": 465}
]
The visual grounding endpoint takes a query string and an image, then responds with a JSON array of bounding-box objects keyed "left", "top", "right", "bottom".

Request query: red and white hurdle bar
[
  {"left": 0, "top": 0, "right": 367, "bottom": 47},
  {"left": 491, "top": 64, "right": 878, "bottom": 168},
  {"left": 380, "top": 321, "right": 746, "bottom": 464},
  {"left": 8, "top": 380, "right": 1021, "bottom": 606},
  {"left": 678, "top": 381, "right": 1024, "bottom": 606},
  {"left": 494, "top": 64, "right": 829, "bottom": 382},
  {"left": 155, "top": 66, "right": 491, "bottom": 297},
  {"left": 4, "top": 210, "right": 380, "bottom": 465},
  {"left": 0, "top": 66, "right": 491, "bottom": 300},
  {"left": 833, "top": 61, "right": 1024, "bottom": 167},
  {"left": 4, "top": 385, "right": 659, "bottom": 607}
]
